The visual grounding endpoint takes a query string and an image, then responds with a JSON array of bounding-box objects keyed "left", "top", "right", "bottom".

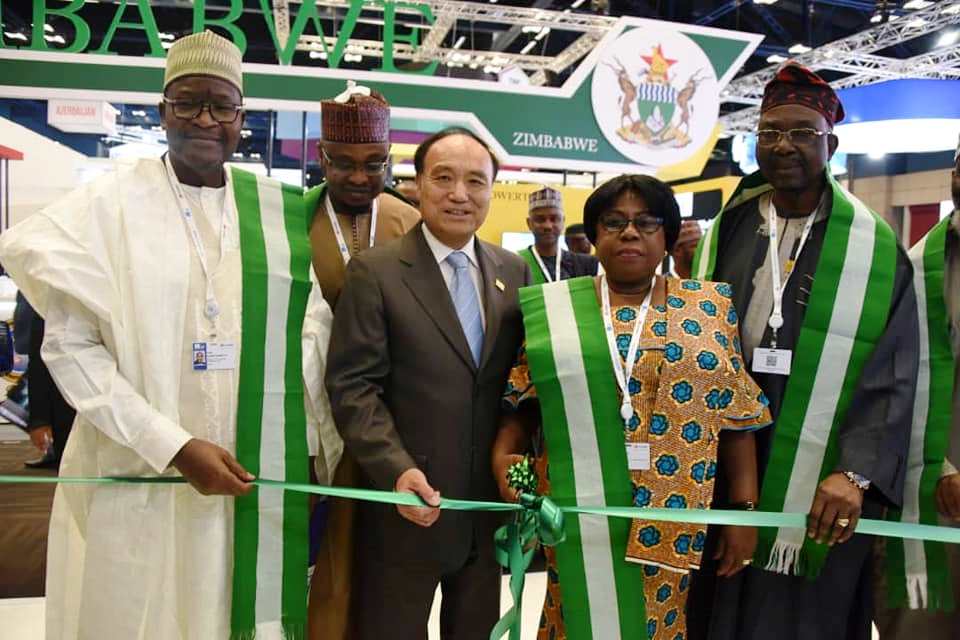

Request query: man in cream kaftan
[{"left": 0, "top": 31, "right": 339, "bottom": 640}]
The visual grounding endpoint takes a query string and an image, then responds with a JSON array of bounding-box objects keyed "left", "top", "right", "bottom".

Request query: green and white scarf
[
  {"left": 520, "top": 276, "right": 647, "bottom": 639},
  {"left": 518, "top": 247, "right": 551, "bottom": 285},
  {"left": 886, "top": 216, "right": 955, "bottom": 611},
  {"left": 230, "top": 168, "right": 312, "bottom": 639},
  {"left": 692, "top": 170, "right": 897, "bottom": 578}
]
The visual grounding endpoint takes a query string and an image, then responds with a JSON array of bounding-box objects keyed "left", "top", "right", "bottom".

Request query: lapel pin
[{"left": 495, "top": 278, "right": 506, "bottom": 292}]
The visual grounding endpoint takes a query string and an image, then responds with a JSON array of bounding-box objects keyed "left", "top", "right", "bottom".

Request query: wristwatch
[{"left": 842, "top": 471, "right": 871, "bottom": 491}]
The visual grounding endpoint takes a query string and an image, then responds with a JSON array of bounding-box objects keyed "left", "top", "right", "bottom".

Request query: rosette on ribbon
[{"left": 490, "top": 492, "right": 565, "bottom": 640}]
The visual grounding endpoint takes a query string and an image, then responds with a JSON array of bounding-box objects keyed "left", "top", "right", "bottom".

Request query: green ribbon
[
  {"left": 491, "top": 493, "right": 566, "bottom": 640},
  {"left": 6, "top": 474, "right": 960, "bottom": 637}
]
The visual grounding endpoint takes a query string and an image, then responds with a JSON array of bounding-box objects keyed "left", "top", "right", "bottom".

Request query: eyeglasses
[
  {"left": 599, "top": 213, "right": 664, "bottom": 235},
  {"left": 162, "top": 98, "right": 243, "bottom": 124},
  {"left": 756, "top": 128, "right": 829, "bottom": 147},
  {"left": 321, "top": 149, "right": 389, "bottom": 176}
]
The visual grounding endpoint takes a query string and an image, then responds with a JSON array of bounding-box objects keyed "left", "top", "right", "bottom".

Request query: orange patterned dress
[{"left": 502, "top": 279, "right": 771, "bottom": 640}]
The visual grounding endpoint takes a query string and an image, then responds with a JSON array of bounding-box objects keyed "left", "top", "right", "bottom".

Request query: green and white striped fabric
[
  {"left": 693, "top": 171, "right": 897, "bottom": 578},
  {"left": 230, "top": 167, "right": 312, "bottom": 639},
  {"left": 518, "top": 247, "right": 549, "bottom": 285},
  {"left": 886, "top": 216, "right": 955, "bottom": 611},
  {"left": 520, "top": 276, "right": 646, "bottom": 639}
]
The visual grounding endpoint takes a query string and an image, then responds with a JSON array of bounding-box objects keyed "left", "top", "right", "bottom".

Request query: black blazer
[{"left": 325, "top": 222, "right": 530, "bottom": 571}]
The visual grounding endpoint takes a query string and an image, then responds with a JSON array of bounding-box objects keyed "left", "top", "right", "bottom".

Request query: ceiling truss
[{"left": 720, "top": 2, "right": 960, "bottom": 132}]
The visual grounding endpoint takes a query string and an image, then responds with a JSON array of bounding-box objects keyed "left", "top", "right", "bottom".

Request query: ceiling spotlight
[
  {"left": 906, "top": 17, "right": 928, "bottom": 28},
  {"left": 453, "top": 35, "right": 466, "bottom": 49},
  {"left": 870, "top": 12, "right": 883, "bottom": 23},
  {"left": 788, "top": 43, "right": 811, "bottom": 54},
  {"left": 753, "top": 0, "right": 779, "bottom": 4},
  {"left": 766, "top": 54, "right": 788, "bottom": 64},
  {"left": 937, "top": 31, "right": 959, "bottom": 47},
  {"left": 3, "top": 32, "right": 28, "bottom": 41},
  {"left": 131, "top": 109, "right": 146, "bottom": 117},
  {"left": 571, "top": 0, "right": 587, "bottom": 8},
  {"left": 521, "top": 40, "right": 537, "bottom": 55},
  {"left": 904, "top": 0, "right": 933, "bottom": 9},
  {"left": 535, "top": 27, "right": 551, "bottom": 41}
]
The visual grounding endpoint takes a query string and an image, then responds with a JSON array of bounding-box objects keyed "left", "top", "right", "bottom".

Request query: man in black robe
[{"left": 687, "top": 64, "right": 917, "bottom": 640}]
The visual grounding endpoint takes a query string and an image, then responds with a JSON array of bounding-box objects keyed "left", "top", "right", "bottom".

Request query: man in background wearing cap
[
  {"left": 306, "top": 83, "right": 420, "bottom": 310},
  {"left": 518, "top": 186, "right": 598, "bottom": 284},
  {"left": 872, "top": 139, "right": 960, "bottom": 640},
  {"left": 305, "top": 82, "right": 419, "bottom": 640},
  {"left": 0, "top": 31, "right": 337, "bottom": 639},
  {"left": 689, "top": 63, "right": 917, "bottom": 640}
]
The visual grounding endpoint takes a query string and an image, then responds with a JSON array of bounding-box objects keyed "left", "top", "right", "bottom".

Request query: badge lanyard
[
  {"left": 601, "top": 273, "right": 655, "bottom": 426},
  {"left": 531, "top": 245, "right": 563, "bottom": 283},
  {"left": 766, "top": 198, "right": 816, "bottom": 348},
  {"left": 325, "top": 194, "right": 378, "bottom": 266},
  {"left": 162, "top": 154, "right": 229, "bottom": 330}
]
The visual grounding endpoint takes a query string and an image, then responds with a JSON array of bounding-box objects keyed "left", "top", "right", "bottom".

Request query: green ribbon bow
[{"left": 491, "top": 493, "right": 565, "bottom": 640}]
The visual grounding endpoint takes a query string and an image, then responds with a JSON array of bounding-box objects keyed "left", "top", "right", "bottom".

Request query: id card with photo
[{"left": 192, "top": 342, "right": 237, "bottom": 371}]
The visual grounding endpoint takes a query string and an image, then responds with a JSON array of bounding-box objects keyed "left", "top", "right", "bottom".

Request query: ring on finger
[
  {"left": 741, "top": 559, "right": 752, "bottom": 566},
  {"left": 836, "top": 518, "right": 851, "bottom": 528}
]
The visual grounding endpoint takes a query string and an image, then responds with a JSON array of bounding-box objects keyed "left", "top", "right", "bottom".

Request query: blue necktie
[{"left": 446, "top": 250, "right": 485, "bottom": 366}]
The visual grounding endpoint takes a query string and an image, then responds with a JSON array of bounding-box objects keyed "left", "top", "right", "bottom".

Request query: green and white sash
[
  {"left": 520, "top": 277, "right": 646, "bottom": 639},
  {"left": 693, "top": 170, "right": 897, "bottom": 578},
  {"left": 230, "top": 168, "right": 312, "bottom": 639},
  {"left": 518, "top": 247, "right": 550, "bottom": 285},
  {"left": 886, "top": 216, "right": 955, "bottom": 611}
]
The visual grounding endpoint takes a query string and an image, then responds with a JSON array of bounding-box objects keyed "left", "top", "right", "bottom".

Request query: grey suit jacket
[{"left": 325, "top": 222, "right": 530, "bottom": 570}]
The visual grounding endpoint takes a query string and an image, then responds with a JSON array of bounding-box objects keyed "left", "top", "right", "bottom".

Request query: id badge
[
  {"left": 193, "top": 342, "right": 237, "bottom": 371},
  {"left": 192, "top": 342, "right": 208, "bottom": 371},
  {"left": 626, "top": 442, "right": 650, "bottom": 471},
  {"left": 752, "top": 347, "right": 792, "bottom": 376}
]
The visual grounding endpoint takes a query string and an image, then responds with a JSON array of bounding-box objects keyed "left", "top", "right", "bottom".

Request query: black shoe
[{"left": 24, "top": 448, "right": 59, "bottom": 469}]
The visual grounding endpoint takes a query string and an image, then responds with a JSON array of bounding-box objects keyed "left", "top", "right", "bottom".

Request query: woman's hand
[
  {"left": 714, "top": 525, "right": 757, "bottom": 577},
  {"left": 494, "top": 453, "right": 527, "bottom": 503}
]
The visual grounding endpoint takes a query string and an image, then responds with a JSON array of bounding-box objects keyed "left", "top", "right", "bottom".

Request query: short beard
[{"left": 329, "top": 191, "right": 375, "bottom": 216}]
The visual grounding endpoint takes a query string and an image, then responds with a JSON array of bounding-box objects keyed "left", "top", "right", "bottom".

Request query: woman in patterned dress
[{"left": 493, "top": 175, "right": 772, "bottom": 640}]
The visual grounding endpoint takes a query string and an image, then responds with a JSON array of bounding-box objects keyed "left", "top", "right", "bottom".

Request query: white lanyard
[
  {"left": 767, "top": 198, "right": 816, "bottom": 347},
  {"left": 163, "top": 154, "right": 228, "bottom": 324},
  {"left": 531, "top": 245, "right": 563, "bottom": 282},
  {"left": 601, "top": 274, "right": 655, "bottom": 426},
  {"left": 325, "top": 194, "right": 378, "bottom": 266}
]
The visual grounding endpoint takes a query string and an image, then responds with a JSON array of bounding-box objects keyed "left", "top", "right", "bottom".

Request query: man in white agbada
[{"left": 0, "top": 31, "right": 340, "bottom": 639}]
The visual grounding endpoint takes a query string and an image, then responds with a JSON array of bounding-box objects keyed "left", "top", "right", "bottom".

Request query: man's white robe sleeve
[
  {"left": 42, "top": 289, "right": 194, "bottom": 473},
  {"left": 302, "top": 282, "right": 342, "bottom": 485}
]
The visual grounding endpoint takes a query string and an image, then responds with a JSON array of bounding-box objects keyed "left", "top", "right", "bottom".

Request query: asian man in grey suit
[{"left": 325, "top": 127, "right": 530, "bottom": 639}]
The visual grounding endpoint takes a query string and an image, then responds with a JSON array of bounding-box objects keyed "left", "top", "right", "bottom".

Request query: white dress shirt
[{"left": 421, "top": 223, "right": 486, "bottom": 328}]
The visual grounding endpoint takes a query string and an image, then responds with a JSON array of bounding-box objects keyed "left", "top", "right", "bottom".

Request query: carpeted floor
[{"left": 0, "top": 434, "right": 56, "bottom": 598}]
